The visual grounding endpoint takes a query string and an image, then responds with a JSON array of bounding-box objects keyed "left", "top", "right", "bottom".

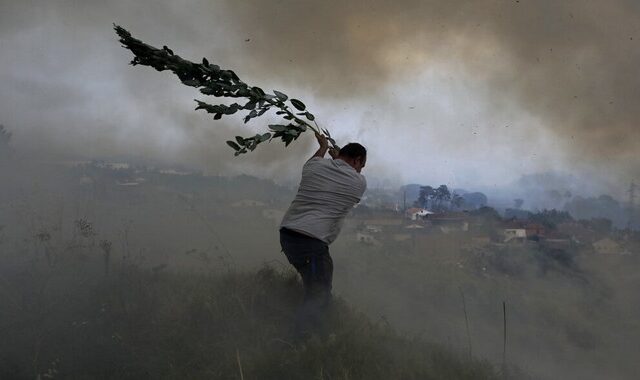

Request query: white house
[
  {"left": 504, "top": 229, "right": 527, "bottom": 243},
  {"left": 405, "top": 208, "right": 434, "bottom": 220}
]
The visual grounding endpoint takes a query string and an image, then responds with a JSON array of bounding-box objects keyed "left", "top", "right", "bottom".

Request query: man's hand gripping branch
[{"left": 312, "top": 132, "right": 339, "bottom": 160}]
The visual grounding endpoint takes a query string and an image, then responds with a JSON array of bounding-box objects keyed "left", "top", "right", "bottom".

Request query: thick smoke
[
  {"left": 1, "top": 0, "right": 638, "bottom": 193},
  {"left": 222, "top": 0, "right": 640, "bottom": 188}
]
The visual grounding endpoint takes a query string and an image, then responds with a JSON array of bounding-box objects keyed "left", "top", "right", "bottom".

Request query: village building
[
  {"left": 524, "top": 223, "right": 546, "bottom": 240},
  {"left": 502, "top": 219, "right": 546, "bottom": 240},
  {"left": 405, "top": 207, "right": 433, "bottom": 220},
  {"left": 504, "top": 228, "right": 527, "bottom": 243}
]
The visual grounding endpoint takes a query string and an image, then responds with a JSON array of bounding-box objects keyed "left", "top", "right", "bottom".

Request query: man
[{"left": 280, "top": 132, "right": 367, "bottom": 337}]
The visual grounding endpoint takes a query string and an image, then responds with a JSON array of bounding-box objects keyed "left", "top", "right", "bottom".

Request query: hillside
[{"left": 0, "top": 254, "right": 500, "bottom": 379}]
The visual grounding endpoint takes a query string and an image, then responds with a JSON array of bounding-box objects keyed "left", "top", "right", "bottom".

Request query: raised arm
[
  {"left": 311, "top": 132, "right": 329, "bottom": 159},
  {"left": 310, "top": 132, "right": 340, "bottom": 161}
]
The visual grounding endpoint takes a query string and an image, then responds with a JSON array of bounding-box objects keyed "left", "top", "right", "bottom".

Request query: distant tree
[
  {"left": 528, "top": 209, "right": 574, "bottom": 229},
  {"left": 581, "top": 217, "right": 613, "bottom": 235},
  {"left": 461, "top": 192, "right": 488, "bottom": 209},
  {"left": 564, "top": 194, "right": 624, "bottom": 227},
  {"left": 416, "top": 185, "right": 435, "bottom": 209},
  {"left": 471, "top": 206, "right": 501, "bottom": 221},
  {"left": 513, "top": 198, "right": 524, "bottom": 209},
  {"left": 416, "top": 185, "right": 466, "bottom": 211},
  {"left": 450, "top": 193, "right": 464, "bottom": 210},
  {"left": 504, "top": 208, "right": 530, "bottom": 220},
  {"left": 433, "top": 185, "right": 451, "bottom": 211}
]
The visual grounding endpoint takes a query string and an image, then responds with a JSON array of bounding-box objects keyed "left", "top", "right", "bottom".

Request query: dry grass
[{"left": 0, "top": 252, "right": 499, "bottom": 380}]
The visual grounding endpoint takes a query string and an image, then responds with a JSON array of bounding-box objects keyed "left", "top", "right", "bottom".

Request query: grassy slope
[{"left": 0, "top": 257, "right": 499, "bottom": 380}]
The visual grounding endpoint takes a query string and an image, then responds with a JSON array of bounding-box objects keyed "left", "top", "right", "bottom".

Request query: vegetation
[
  {"left": 0, "top": 246, "right": 498, "bottom": 379},
  {"left": 114, "top": 25, "right": 337, "bottom": 156},
  {"left": 415, "top": 185, "right": 464, "bottom": 212},
  {"left": 2, "top": 161, "right": 638, "bottom": 379}
]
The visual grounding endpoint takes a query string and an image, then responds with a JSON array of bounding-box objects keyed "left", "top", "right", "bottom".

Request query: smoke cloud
[{"left": 1, "top": 0, "right": 638, "bottom": 193}]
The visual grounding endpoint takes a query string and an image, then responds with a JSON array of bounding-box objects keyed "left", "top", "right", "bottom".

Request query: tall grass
[{"left": 0, "top": 248, "right": 499, "bottom": 379}]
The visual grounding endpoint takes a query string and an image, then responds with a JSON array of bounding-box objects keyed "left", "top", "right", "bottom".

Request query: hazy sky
[{"left": 1, "top": 0, "right": 639, "bottom": 195}]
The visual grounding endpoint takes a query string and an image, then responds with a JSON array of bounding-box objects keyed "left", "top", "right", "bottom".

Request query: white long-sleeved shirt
[{"left": 280, "top": 157, "right": 366, "bottom": 244}]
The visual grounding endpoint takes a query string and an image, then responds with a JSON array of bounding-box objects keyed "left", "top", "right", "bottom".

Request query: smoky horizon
[{"left": 1, "top": 0, "right": 639, "bottom": 198}]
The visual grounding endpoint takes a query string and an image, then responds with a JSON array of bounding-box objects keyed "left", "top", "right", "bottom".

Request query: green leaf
[
  {"left": 252, "top": 87, "right": 265, "bottom": 96},
  {"left": 285, "top": 129, "right": 299, "bottom": 137},
  {"left": 112, "top": 25, "right": 336, "bottom": 156},
  {"left": 260, "top": 133, "right": 271, "bottom": 142},
  {"left": 290, "top": 99, "right": 306, "bottom": 111},
  {"left": 226, "top": 141, "right": 241, "bottom": 151},
  {"left": 268, "top": 124, "right": 287, "bottom": 132},
  {"left": 273, "top": 90, "right": 288, "bottom": 101},
  {"left": 228, "top": 70, "right": 239, "bottom": 81},
  {"left": 182, "top": 79, "right": 201, "bottom": 87},
  {"left": 283, "top": 135, "right": 294, "bottom": 146}
]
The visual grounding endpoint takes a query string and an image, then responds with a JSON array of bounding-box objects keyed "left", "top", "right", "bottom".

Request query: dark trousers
[{"left": 279, "top": 228, "right": 333, "bottom": 337}]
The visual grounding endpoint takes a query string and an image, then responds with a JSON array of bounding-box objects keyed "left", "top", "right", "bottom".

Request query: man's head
[{"left": 338, "top": 143, "right": 367, "bottom": 173}]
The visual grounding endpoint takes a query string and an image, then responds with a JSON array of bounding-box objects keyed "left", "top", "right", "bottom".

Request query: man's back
[{"left": 281, "top": 157, "right": 366, "bottom": 244}]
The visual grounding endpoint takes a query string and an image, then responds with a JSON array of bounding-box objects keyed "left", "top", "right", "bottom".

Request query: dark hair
[{"left": 339, "top": 143, "right": 366, "bottom": 159}]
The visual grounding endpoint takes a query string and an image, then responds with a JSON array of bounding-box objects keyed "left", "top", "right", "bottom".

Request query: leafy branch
[{"left": 113, "top": 24, "right": 337, "bottom": 155}]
